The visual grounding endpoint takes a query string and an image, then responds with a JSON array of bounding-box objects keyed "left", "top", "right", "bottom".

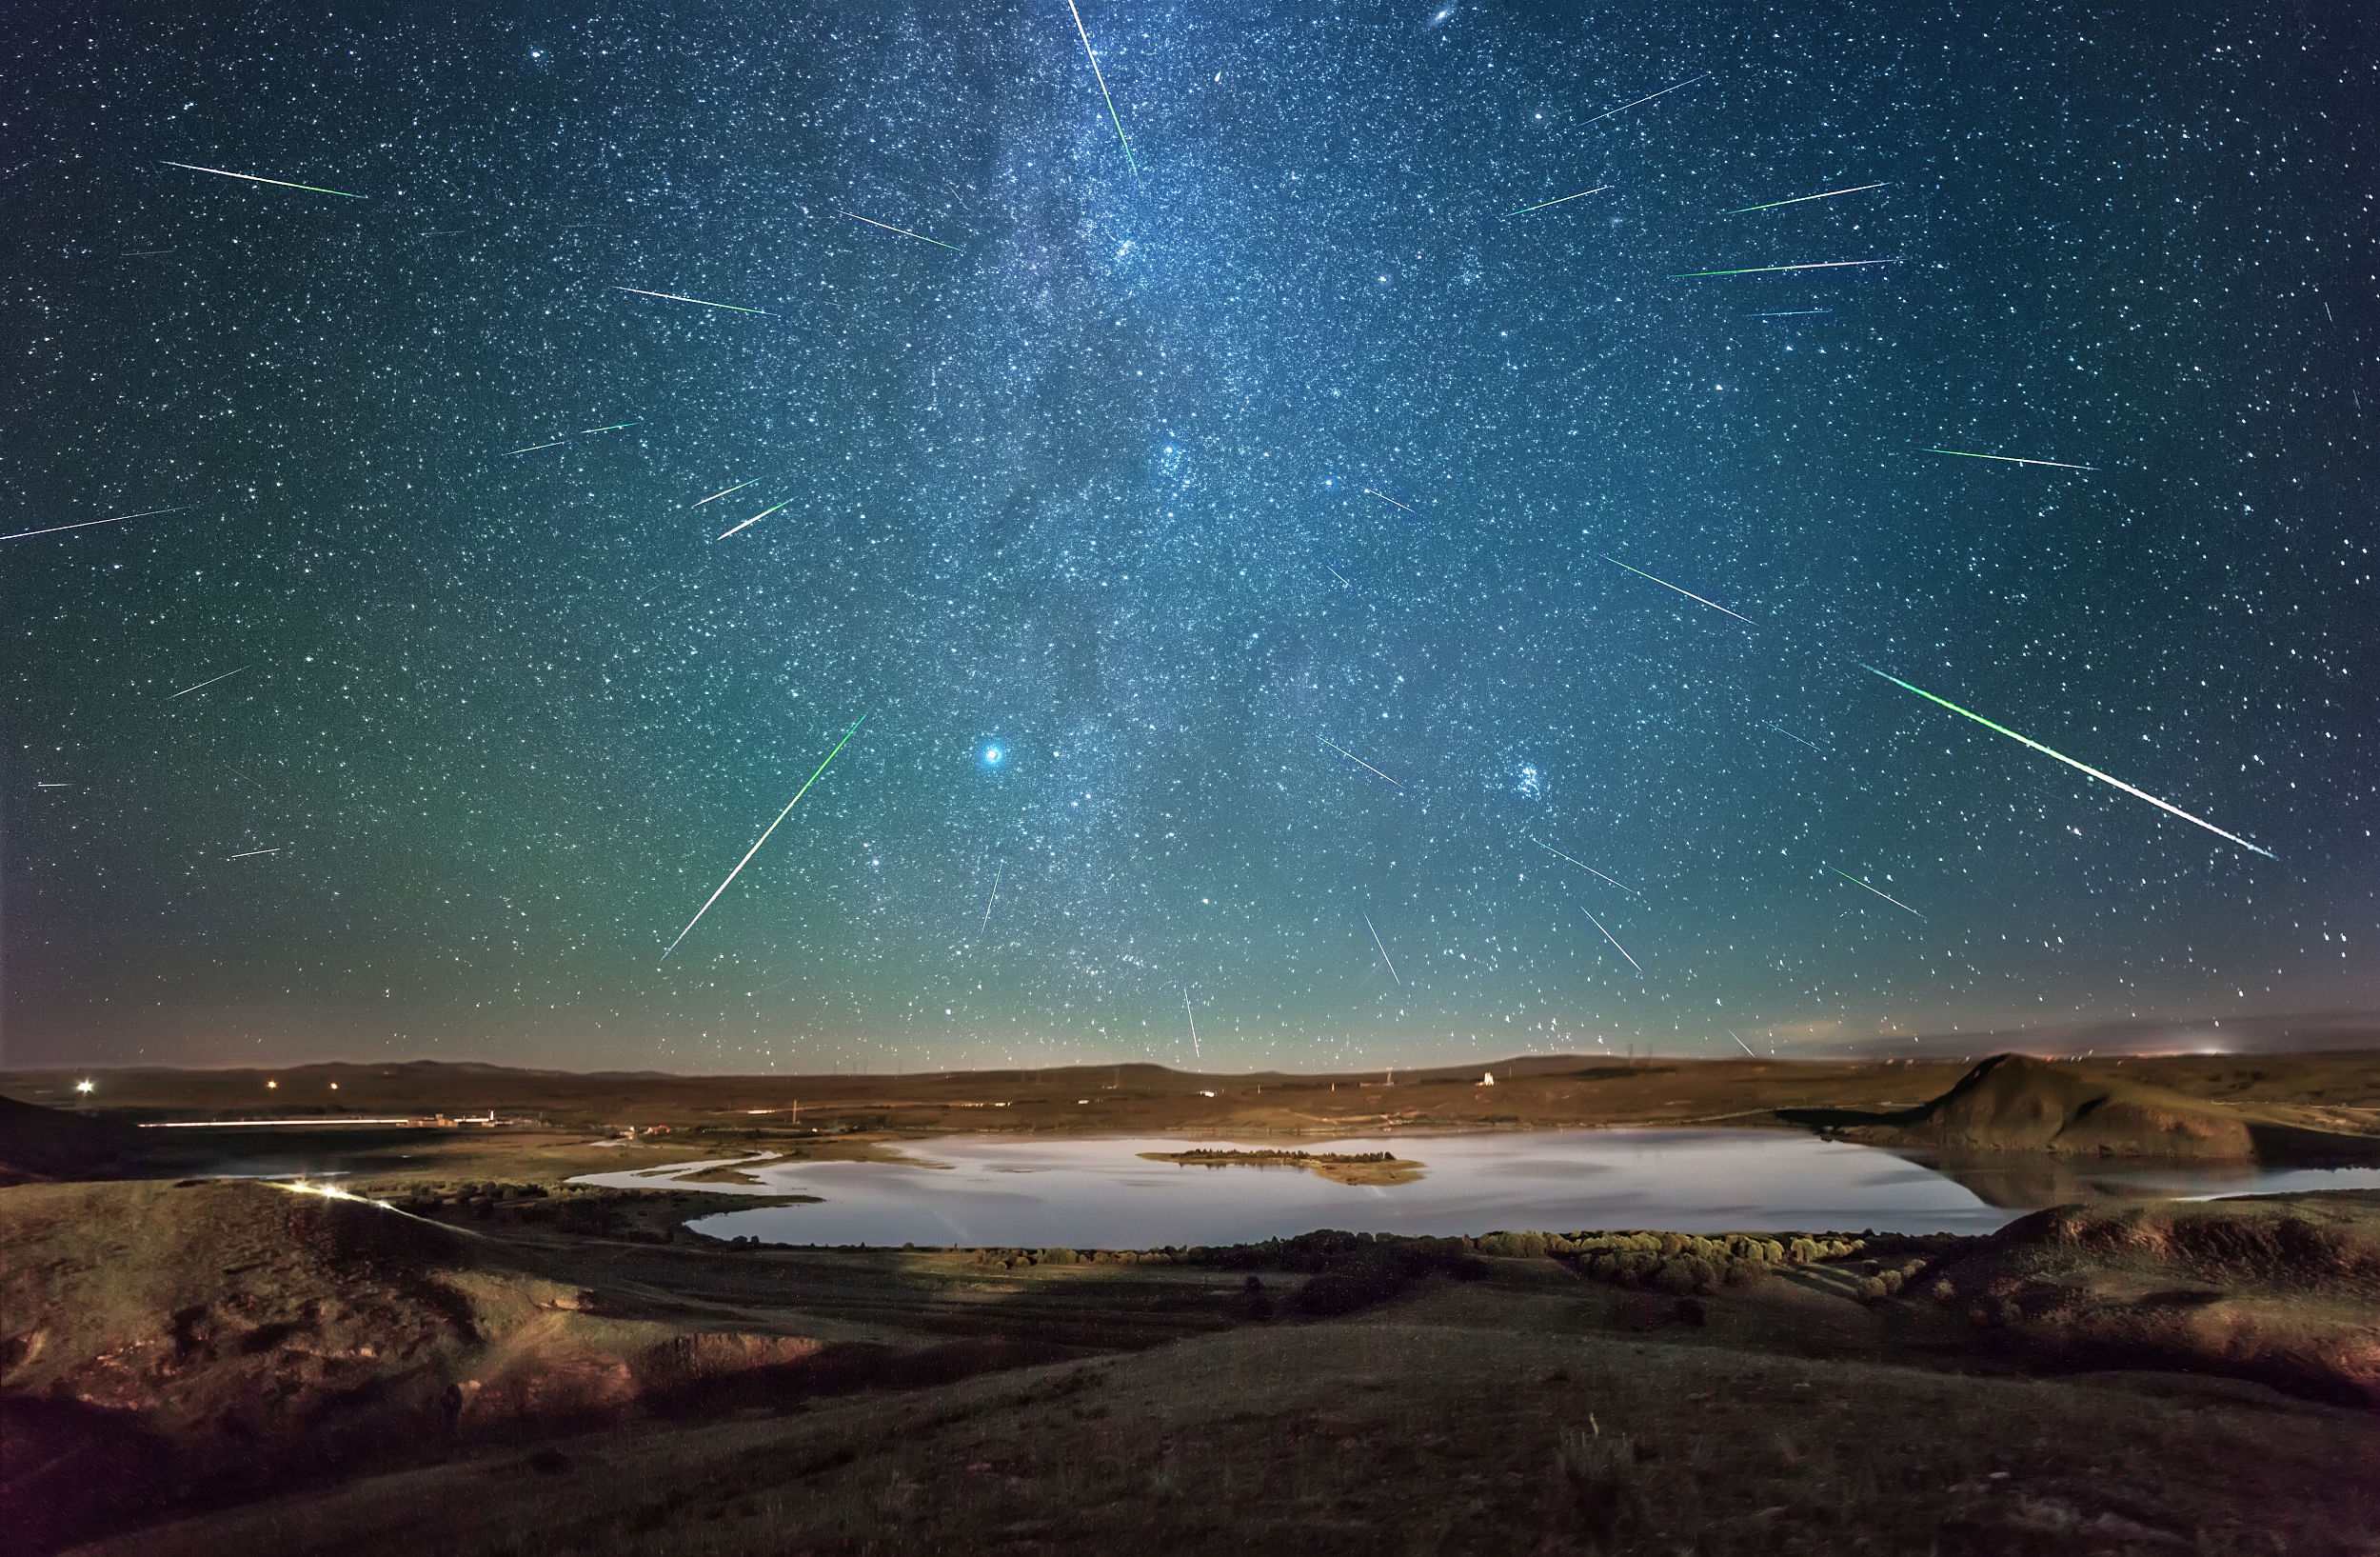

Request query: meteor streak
[
  {"left": 1827, "top": 865, "right": 1926, "bottom": 919},
  {"left": 613, "top": 286, "right": 771, "bottom": 315},
  {"left": 1727, "top": 181, "right": 1886, "bottom": 214},
  {"left": 1363, "top": 489, "right": 1418, "bottom": 514},
  {"left": 840, "top": 210, "right": 962, "bottom": 250},
  {"left": 1670, "top": 258, "right": 1895, "bottom": 278},
  {"left": 1601, "top": 554, "right": 1755, "bottom": 625},
  {"left": 1729, "top": 1030, "right": 1756, "bottom": 1057},
  {"left": 579, "top": 421, "right": 639, "bottom": 434},
  {"left": 659, "top": 713, "right": 869, "bottom": 965},
  {"left": 1065, "top": 0, "right": 1140, "bottom": 177},
  {"left": 506, "top": 439, "right": 566, "bottom": 455},
  {"left": 981, "top": 861, "right": 1004, "bottom": 932},
  {"left": 227, "top": 847, "right": 282, "bottom": 860},
  {"left": 169, "top": 667, "right": 248, "bottom": 700},
  {"left": 1579, "top": 906, "right": 1642, "bottom": 973},
  {"left": 716, "top": 500, "right": 791, "bottom": 540},
  {"left": 1859, "top": 665, "right": 2276, "bottom": 860},
  {"left": 692, "top": 479, "right": 758, "bottom": 508},
  {"left": 1746, "top": 309, "right": 1832, "bottom": 318},
  {"left": 1527, "top": 834, "right": 1640, "bottom": 896},
  {"left": 1363, "top": 913, "right": 1402, "bottom": 987},
  {"left": 1759, "top": 721, "right": 1830, "bottom": 755},
  {"left": 161, "top": 161, "right": 366, "bottom": 198},
  {"left": 1181, "top": 986, "right": 1200, "bottom": 1063},
  {"left": 1581, "top": 72, "right": 1710, "bottom": 125},
  {"left": 1924, "top": 448, "right": 2096, "bottom": 470},
  {"left": 1508, "top": 184, "right": 1612, "bottom": 216},
  {"left": 1319, "top": 735, "right": 1402, "bottom": 789},
  {"left": 1, "top": 506, "right": 187, "bottom": 544}
]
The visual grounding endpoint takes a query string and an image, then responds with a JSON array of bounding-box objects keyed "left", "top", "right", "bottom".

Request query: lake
[{"left": 570, "top": 1128, "right": 2380, "bottom": 1248}]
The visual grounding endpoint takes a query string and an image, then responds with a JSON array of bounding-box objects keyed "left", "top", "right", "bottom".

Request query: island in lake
[{"left": 1139, "top": 1147, "right": 1425, "bottom": 1186}]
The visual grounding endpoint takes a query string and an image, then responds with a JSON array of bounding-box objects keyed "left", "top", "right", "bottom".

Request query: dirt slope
[
  {"left": 1930, "top": 1189, "right": 2380, "bottom": 1406},
  {"left": 0, "top": 1180, "right": 819, "bottom": 1552}
]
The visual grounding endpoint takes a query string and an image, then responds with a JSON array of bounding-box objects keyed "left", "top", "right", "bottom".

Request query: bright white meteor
[
  {"left": 716, "top": 500, "right": 791, "bottom": 540},
  {"left": 658, "top": 714, "right": 869, "bottom": 966},
  {"left": 1527, "top": 834, "right": 1640, "bottom": 896},
  {"left": 1860, "top": 665, "right": 2275, "bottom": 860},
  {"left": 1, "top": 506, "right": 188, "bottom": 544},
  {"left": 1363, "top": 912, "right": 1402, "bottom": 987},
  {"left": 1319, "top": 734, "right": 1402, "bottom": 789},
  {"left": 1579, "top": 906, "right": 1642, "bottom": 973},
  {"left": 1827, "top": 866, "right": 1926, "bottom": 919},
  {"left": 169, "top": 666, "right": 248, "bottom": 700},
  {"left": 1581, "top": 72, "right": 1710, "bottom": 125},
  {"left": 1601, "top": 554, "right": 1755, "bottom": 625}
]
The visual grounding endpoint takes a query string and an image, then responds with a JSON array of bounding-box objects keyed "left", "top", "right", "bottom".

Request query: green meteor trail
[
  {"left": 716, "top": 500, "right": 791, "bottom": 540},
  {"left": 1826, "top": 866, "right": 1925, "bottom": 919},
  {"left": 1601, "top": 554, "right": 1755, "bottom": 625},
  {"left": 1065, "top": 0, "right": 1140, "bottom": 178},
  {"left": 659, "top": 713, "right": 870, "bottom": 965},
  {"left": 1924, "top": 448, "right": 2096, "bottom": 470},
  {"left": 1508, "top": 184, "right": 1612, "bottom": 216},
  {"left": 692, "top": 479, "right": 758, "bottom": 508},
  {"left": 1669, "top": 258, "right": 1895, "bottom": 278},
  {"left": 578, "top": 421, "right": 639, "bottom": 434},
  {"left": 1726, "top": 181, "right": 1886, "bottom": 214},
  {"left": 840, "top": 210, "right": 962, "bottom": 250},
  {"left": 1859, "top": 666, "right": 2276, "bottom": 860},
  {"left": 613, "top": 286, "right": 771, "bottom": 315},
  {"left": 162, "top": 161, "right": 367, "bottom": 198},
  {"left": 505, "top": 439, "right": 566, "bottom": 455}
]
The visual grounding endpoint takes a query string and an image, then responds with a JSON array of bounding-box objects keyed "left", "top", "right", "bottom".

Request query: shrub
[{"left": 1553, "top": 1427, "right": 1643, "bottom": 1540}]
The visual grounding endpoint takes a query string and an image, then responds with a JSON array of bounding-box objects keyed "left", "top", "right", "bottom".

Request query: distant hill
[
  {"left": 1781, "top": 1052, "right": 2380, "bottom": 1161},
  {"left": 0, "top": 1096, "right": 160, "bottom": 1186}
]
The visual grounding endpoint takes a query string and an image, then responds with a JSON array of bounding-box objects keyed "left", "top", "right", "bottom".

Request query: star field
[{"left": 5, "top": 0, "right": 2374, "bottom": 1071}]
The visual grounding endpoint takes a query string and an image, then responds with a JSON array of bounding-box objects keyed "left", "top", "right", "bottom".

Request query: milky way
[{"left": 5, "top": 1, "right": 2372, "bottom": 1070}]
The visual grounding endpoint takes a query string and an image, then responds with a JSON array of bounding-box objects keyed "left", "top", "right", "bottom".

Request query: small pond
[{"left": 570, "top": 1128, "right": 2380, "bottom": 1249}]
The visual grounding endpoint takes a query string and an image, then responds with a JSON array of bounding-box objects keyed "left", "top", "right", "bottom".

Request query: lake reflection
[
  {"left": 572, "top": 1130, "right": 2380, "bottom": 1250},
  {"left": 574, "top": 1129, "right": 2013, "bottom": 1248}
]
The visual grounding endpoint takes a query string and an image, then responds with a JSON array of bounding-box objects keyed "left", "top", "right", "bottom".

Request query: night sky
[{"left": 5, "top": 1, "right": 2374, "bottom": 1073}]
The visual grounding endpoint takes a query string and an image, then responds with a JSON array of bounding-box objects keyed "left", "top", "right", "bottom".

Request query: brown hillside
[
  {"left": 1790, "top": 1053, "right": 2259, "bottom": 1158},
  {"left": 1932, "top": 1189, "right": 2380, "bottom": 1406},
  {"left": 0, "top": 1180, "right": 821, "bottom": 1551}
]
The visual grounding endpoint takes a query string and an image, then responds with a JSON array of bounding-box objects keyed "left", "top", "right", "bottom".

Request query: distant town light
[
  {"left": 75, "top": 1079, "right": 94, "bottom": 1095},
  {"left": 268, "top": 1080, "right": 278, "bottom": 1088}
]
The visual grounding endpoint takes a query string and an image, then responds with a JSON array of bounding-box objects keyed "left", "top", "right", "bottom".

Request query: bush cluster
[
  {"left": 970, "top": 1246, "right": 1175, "bottom": 1269},
  {"left": 1170, "top": 1148, "right": 1397, "bottom": 1165},
  {"left": 1853, "top": 1256, "right": 1936, "bottom": 1302},
  {"left": 1475, "top": 1229, "right": 1869, "bottom": 1295}
]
